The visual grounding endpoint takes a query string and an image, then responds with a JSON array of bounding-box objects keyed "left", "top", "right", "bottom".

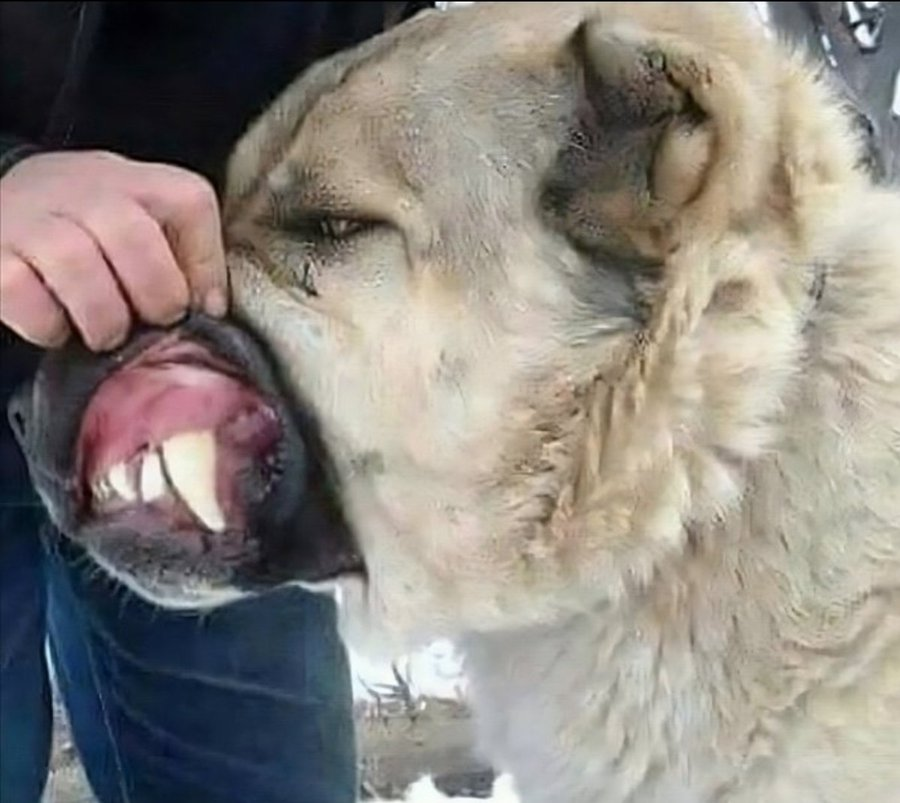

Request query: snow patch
[
  {"left": 379, "top": 774, "right": 520, "bottom": 803},
  {"left": 351, "top": 640, "right": 466, "bottom": 702}
]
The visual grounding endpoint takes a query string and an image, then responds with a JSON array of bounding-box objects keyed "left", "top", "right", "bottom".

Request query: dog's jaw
[{"left": 89, "top": 548, "right": 251, "bottom": 611}]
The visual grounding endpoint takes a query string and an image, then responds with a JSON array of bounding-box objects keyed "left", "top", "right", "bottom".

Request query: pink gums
[{"left": 76, "top": 334, "right": 281, "bottom": 531}]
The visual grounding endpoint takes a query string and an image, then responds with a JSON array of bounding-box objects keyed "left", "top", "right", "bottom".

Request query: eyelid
[
  {"left": 317, "top": 217, "right": 369, "bottom": 239},
  {"left": 265, "top": 212, "right": 371, "bottom": 239}
]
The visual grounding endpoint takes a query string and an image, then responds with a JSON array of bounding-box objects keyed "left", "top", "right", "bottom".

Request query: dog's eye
[
  {"left": 277, "top": 215, "right": 375, "bottom": 243},
  {"left": 316, "top": 217, "right": 367, "bottom": 239}
]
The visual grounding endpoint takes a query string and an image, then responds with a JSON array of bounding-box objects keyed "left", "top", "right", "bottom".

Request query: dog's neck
[
  {"left": 464, "top": 408, "right": 897, "bottom": 802},
  {"left": 461, "top": 216, "right": 900, "bottom": 802}
]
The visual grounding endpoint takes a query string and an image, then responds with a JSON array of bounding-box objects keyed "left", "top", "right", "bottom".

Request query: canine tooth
[
  {"left": 140, "top": 449, "right": 166, "bottom": 502},
  {"left": 107, "top": 462, "right": 136, "bottom": 502},
  {"left": 98, "top": 476, "right": 115, "bottom": 501},
  {"left": 160, "top": 431, "right": 225, "bottom": 532}
]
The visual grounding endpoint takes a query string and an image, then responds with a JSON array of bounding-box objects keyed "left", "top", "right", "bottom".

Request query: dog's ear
[{"left": 542, "top": 16, "right": 773, "bottom": 268}]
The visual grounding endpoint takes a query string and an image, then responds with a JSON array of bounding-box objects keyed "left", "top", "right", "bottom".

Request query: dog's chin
[{"left": 88, "top": 547, "right": 253, "bottom": 611}]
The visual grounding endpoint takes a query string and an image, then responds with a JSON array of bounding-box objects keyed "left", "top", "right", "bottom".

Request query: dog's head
[
  {"left": 12, "top": 2, "right": 870, "bottom": 650},
  {"left": 222, "top": 1, "right": 872, "bottom": 651}
]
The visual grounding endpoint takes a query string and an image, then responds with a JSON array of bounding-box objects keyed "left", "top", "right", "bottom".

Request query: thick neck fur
[
  {"left": 463, "top": 204, "right": 900, "bottom": 800},
  {"left": 461, "top": 78, "right": 900, "bottom": 801}
]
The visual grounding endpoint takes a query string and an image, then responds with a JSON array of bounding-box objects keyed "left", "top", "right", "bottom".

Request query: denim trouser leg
[
  {"left": 45, "top": 534, "right": 358, "bottom": 803},
  {"left": 0, "top": 505, "right": 53, "bottom": 803},
  {"left": 1, "top": 428, "right": 357, "bottom": 803}
]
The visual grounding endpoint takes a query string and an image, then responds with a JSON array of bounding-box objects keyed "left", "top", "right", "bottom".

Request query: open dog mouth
[
  {"left": 9, "top": 315, "right": 365, "bottom": 597},
  {"left": 77, "top": 336, "right": 282, "bottom": 538}
]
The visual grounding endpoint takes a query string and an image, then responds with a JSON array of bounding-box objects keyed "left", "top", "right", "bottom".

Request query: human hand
[{"left": 0, "top": 150, "right": 228, "bottom": 351}]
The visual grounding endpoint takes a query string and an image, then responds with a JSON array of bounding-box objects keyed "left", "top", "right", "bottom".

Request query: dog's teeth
[
  {"left": 91, "top": 478, "right": 109, "bottom": 503},
  {"left": 140, "top": 449, "right": 166, "bottom": 502},
  {"left": 107, "top": 462, "right": 137, "bottom": 502},
  {"left": 160, "top": 431, "right": 225, "bottom": 532},
  {"left": 100, "top": 476, "right": 115, "bottom": 501}
]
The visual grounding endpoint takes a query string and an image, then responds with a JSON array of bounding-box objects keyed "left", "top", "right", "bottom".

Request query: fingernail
[
  {"left": 160, "top": 307, "right": 186, "bottom": 327},
  {"left": 47, "top": 330, "right": 71, "bottom": 349},
  {"left": 98, "top": 331, "right": 127, "bottom": 353},
  {"left": 204, "top": 288, "right": 228, "bottom": 317}
]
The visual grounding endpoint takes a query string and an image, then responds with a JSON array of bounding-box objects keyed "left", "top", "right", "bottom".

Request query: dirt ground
[{"left": 41, "top": 694, "right": 493, "bottom": 802}]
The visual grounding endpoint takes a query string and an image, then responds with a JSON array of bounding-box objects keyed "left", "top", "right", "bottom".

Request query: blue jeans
[{"left": 0, "top": 428, "right": 356, "bottom": 803}]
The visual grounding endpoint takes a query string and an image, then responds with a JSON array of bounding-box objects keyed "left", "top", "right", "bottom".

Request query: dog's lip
[{"left": 104, "top": 324, "right": 264, "bottom": 389}]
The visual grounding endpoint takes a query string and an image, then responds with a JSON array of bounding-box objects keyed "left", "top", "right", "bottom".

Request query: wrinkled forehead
[
  {"left": 225, "top": 1, "right": 757, "bottom": 219},
  {"left": 225, "top": 3, "right": 593, "bottom": 214}
]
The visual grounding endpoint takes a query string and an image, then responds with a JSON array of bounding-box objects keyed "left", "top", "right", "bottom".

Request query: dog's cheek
[
  {"left": 335, "top": 486, "right": 463, "bottom": 655},
  {"left": 230, "top": 261, "right": 341, "bottom": 381}
]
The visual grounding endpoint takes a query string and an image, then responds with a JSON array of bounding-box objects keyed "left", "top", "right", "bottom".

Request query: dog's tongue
[{"left": 77, "top": 335, "right": 281, "bottom": 533}]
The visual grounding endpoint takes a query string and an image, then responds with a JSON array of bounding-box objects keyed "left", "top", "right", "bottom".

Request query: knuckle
[
  {"left": 176, "top": 175, "right": 218, "bottom": 219},
  {"left": 91, "top": 149, "right": 128, "bottom": 167},
  {"left": 109, "top": 208, "right": 155, "bottom": 252},
  {"left": 56, "top": 231, "right": 100, "bottom": 273}
]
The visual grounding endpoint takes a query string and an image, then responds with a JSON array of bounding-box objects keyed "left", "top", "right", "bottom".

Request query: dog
[{"left": 12, "top": 3, "right": 900, "bottom": 801}]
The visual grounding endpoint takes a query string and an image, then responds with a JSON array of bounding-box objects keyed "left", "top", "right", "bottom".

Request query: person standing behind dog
[{"left": 0, "top": 4, "right": 430, "bottom": 802}]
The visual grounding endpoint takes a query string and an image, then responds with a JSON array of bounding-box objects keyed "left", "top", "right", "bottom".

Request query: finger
[
  {"left": 79, "top": 200, "right": 190, "bottom": 326},
  {"left": 130, "top": 165, "right": 228, "bottom": 317},
  {"left": 0, "top": 249, "right": 71, "bottom": 347},
  {"left": 20, "top": 215, "right": 131, "bottom": 351}
]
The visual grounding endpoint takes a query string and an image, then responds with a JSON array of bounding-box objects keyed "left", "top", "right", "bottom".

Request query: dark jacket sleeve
[
  {"left": 0, "top": 133, "right": 41, "bottom": 179},
  {"left": 0, "top": 1, "right": 86, "bottom": 177}
]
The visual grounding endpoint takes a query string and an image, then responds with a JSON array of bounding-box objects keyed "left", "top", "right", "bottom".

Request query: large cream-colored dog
[
  {"left": 220, "top": 3, "right": 900, "bottom": 800},
  {"left": 125, "top": 2, "right": 900, "bottom": 800}
]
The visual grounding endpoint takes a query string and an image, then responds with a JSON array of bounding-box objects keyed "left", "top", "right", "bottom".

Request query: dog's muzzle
[{"left": 7, "top": 314, "right": 363, "bottom": 602}]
